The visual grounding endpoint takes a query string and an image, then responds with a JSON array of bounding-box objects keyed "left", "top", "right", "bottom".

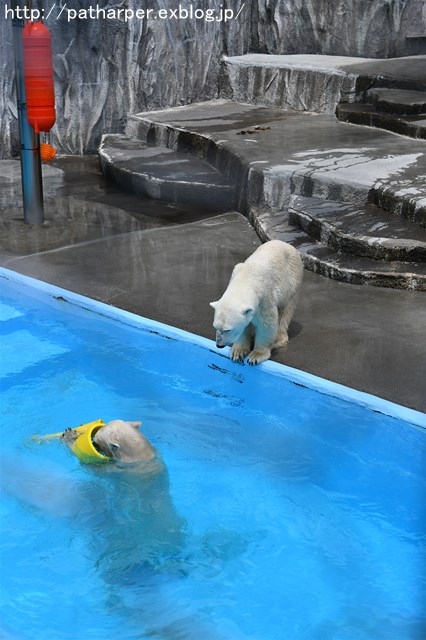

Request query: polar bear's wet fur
[
  {"left": 93, "top": 420, "right": 156, "bottom": 466},
  {"left": 210, "top": 240, "right": 303, "bottom": 365}
]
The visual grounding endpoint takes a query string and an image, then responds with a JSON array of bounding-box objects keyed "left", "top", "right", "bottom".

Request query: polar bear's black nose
[{"left": 216, "top": 343, "right": 225, "bottom": 349}]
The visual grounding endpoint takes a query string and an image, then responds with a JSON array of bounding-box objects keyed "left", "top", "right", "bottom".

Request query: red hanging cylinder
[{"left": 22, "top": 21, "right": 56, "bottom": 134}]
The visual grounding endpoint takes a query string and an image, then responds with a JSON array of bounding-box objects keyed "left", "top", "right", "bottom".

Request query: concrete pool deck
[{"left": 0, "top": 156, "right": 425, "bottom": 413}]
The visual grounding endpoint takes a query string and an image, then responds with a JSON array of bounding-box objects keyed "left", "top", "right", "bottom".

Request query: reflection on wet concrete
[{"left": 0, "top": 156, "right": 233, "bottom": 258}]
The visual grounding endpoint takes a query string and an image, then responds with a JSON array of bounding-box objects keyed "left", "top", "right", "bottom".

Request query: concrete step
[
  {"left": 221, "top": 54, "right": 426, "bottom": 113},
  {"left": 336, "top": 102, "right": 426, "bottom": 139},
  {"left": 222, "top": 54, "right": 371, "bottom": 113},
  {"left": 288, "top": 196, "right": 426, "bottom": 262},
  {"left": 127, "top": 100, "right": 426, "bottom": 227},
  {"left": 365, "top": 88, "right": 426, "bottom": 116},
  {"left": 252, "top": 208, "right": 426, "bottom": 290},
  {"left": 98, "top": 134, "right": 235, "bottom": 209},
  {"left": 126, "top": 99, "right": 426, "bottom": 288},
  {"left": 301, "top": 245, "right": 426, "bottom": 290}
]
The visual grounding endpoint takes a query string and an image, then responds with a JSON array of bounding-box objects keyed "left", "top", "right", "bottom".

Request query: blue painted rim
[{"left": 1, "top": 266, "right": 425, "bottom": 430}]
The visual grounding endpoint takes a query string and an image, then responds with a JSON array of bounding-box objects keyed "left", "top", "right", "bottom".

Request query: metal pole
[{"left": 11, "top": 0, "right": 44, "bottom": 225}]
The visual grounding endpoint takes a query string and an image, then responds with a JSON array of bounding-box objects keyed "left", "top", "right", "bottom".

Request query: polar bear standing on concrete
[{"left": 210, "top": 240, "right": 303, "bottom": 365}]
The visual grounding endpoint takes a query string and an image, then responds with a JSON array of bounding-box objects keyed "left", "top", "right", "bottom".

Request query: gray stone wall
[
  {"left": 252, "top": 0, "right": 425, "bottom": 59},
  {"left": 1, "top": 0, "right": 425, "bottom": 157}
]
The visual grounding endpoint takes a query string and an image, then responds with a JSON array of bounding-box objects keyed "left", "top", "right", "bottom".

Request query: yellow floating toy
[
  {"left": 68, "top": 419, "right": 111, "bottom": 464},
  {"left": 31, "top": 419, "right": 112, "bottom": 465}
]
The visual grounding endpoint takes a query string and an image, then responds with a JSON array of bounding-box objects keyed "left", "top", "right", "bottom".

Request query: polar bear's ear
[
  {"left": 128, "top": 421, "right": 142, "bottom": 430},
  {"left": 210, "top": 301, "right": 218, "bottom": 309}
]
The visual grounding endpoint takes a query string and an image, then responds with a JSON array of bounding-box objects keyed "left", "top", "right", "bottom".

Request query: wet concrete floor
[{"left": 1, "top": 156, "right": 425, "bottom": 413}]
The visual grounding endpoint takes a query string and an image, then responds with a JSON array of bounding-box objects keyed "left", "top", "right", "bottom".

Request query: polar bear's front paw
[
  {"left": 247, "top": 348, "right": 271, "bottom": 366},
  {"left": 231, "top": 343, "right": 250, "bottom": 363},
  {"left": 61, "top": 428, "right": 79, "bottom": 444}
]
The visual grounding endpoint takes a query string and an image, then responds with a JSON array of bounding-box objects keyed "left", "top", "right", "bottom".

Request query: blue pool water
[{"left": 0, "top": 271, "right": 425, "bottom": 640}]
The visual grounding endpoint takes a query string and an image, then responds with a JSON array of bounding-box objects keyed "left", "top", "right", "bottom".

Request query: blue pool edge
[{"left": 1, "top": 266, "right": 425, "bottom": 430}]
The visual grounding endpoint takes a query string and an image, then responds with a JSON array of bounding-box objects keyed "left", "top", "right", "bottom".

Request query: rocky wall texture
[
  {"left": 1, "top": 0, "right": 425, "bottom": 157},
  {"left": 251, "top": 0, "right": 426, "bottom": 60},
  {"left": 1, "top": 0, "right": 249, "bottom": 157}
]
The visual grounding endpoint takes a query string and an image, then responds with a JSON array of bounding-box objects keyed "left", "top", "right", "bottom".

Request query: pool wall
[{"left": 1, "top": 266, "right": 425, "bottom": 430}]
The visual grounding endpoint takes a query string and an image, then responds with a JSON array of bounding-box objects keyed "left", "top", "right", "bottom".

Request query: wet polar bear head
[
  {"left": 93, "top": 420, "right": 156, "bottom": 465},
  {"left": 210, "top": 299, "right": 254, "bottom": 348}
]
